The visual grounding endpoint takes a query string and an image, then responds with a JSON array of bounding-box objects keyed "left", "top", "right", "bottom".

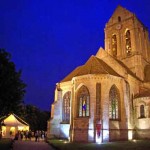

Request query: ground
[
  {"left": 48, "top": 139, "right": 150, "bottom": 150},
  {"left": 13, "top": 139, "right": 54, "bottom": 150}
]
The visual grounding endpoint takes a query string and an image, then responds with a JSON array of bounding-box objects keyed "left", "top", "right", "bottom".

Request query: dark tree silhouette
[
  {"left": 0, "top": 49, "right": 26, "bottom": 116},
  {"left": 24, "top": 104, "right": 50, "bottom": 131}
]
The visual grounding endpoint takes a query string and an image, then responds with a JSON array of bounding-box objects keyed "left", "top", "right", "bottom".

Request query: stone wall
[{"left": 73, "top": 118, "right": 89, "bottom": 142}]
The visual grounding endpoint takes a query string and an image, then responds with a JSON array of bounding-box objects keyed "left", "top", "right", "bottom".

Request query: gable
[
  {"left": 1, "top": 114, "right": 29, "bottom": 126},
  {"left": 106, "top": 5, "right": 134, "bottom": 27},
  {"left": 61, "top": 55, "right": 121, "bottom": 82}
]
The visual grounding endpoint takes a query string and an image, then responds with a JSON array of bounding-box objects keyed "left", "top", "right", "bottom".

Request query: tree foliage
[
  {"left": 23, "top": 105, "right": 50, "bottom": 131},
  {"left": 0, "top": 49, "right": 26, "bottom": 116},
  {"left": 0, "top": 49, "right": 50, "bottom": 131}
]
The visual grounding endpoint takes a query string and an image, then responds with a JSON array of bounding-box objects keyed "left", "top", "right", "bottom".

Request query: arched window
[
  {"left": 125, "top": 30, "right": 132, "bottom": 55},
  {"left": 62, "top": 91, "right": 71, "bottom": 122},
  {"left": 109, "top": 85, "right": 120, "bottom": 120},
  {"left": 140, "top": 105, "right": 145, "bottom": 118},
  {"left": 77, "top": 85, "right": 90, "bottom": 117},
  {"left": 112, "top": 34, "right": 117, "bottom": 57},
  {"left": 118, "top": 16, "right": 121, "bottom": 22}
]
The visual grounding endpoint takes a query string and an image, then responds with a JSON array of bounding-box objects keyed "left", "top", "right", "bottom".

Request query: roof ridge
[
  {"left": 61, "top": 55, "right": 122, "bottom": 82},
  {"left": 89, "top": 55, "right": 95, "bottom": 74},
  {"left": 94, "top": 56, "right": 111, "bottom": 75},
  {"left": 13, "top": 113, "right": 29, "bottom": 126}
]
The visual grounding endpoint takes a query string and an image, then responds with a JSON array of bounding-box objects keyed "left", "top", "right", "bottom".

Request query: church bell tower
[{"left": 104, "top": 5, "right": 150, "bottom": 80}]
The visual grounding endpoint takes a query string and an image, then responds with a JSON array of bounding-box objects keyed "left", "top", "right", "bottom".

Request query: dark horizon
[{"left": 1, "top": 1, "right": 150, "bottom": 111}]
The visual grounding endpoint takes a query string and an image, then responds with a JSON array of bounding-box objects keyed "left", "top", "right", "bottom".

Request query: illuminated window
[
  {"left": 125, "top": 30, "right": 132, "bottom": 55},
  {"left": 112, "top": 34, "right": 117, "bottom": 57},
  {"left": 77, "top": 85, "right": 90, "bottom": 117},
  {"left": 140, "top": 105, "right": 145, "bottom": 118},
  {"left": 62, "top": 91, "right": 71, "bottom": 123},
  {"left": 109, "top": 85, "right": 120, "bottom": 120}
]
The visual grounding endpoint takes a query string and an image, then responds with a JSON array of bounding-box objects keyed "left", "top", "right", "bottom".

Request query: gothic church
[{"left": 47, "top": 6, "right": 150, "bottom": 142}]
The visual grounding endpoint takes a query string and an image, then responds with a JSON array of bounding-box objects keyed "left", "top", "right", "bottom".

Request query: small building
[{"left": 0, "top": 114, "right": 29, "bottom": 138}]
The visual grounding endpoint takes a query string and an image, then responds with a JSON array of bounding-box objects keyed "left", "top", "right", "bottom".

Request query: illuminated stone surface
[{"left": 47, "top": 5, "right": 150, "bottom": 142}]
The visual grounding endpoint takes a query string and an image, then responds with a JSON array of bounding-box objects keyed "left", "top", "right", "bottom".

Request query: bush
[{"left": 0, "top": 138, "right": 13, "bottom": 150}]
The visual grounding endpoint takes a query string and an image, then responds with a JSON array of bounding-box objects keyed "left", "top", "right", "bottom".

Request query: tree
[
  {"left": 24, "top": 105, "right": 50, "bottom": 131},
  {"left": 0, "top": 49, "right": 26, "bottom": 116}
]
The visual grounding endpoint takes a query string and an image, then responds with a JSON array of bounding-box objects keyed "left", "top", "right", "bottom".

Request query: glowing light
[
  {"left": 102, "top": 129, "right": 109, "bottom": 141},
  {"left": 18, "top": 126, "right": 29, "bottom": 131},
  {"left": 133, "top": 139, "right": 137, "bottom": 143},
  {"left": 10, "top": 127, "right": 15, "bottom": 136},
  {"left": 128, "top": 130, "right": 133, "bottom": 140},
  {"left": 96, "top": 123, "right": 102, "bottom": 144},
  {"left": 2, "top": 126, "right": 6, "bottom": 136},
  {"left": 96, "top": 133, "right": 102, "bottom": 144},
  {"left": 88, "top": 129, "right": 94, "bottom": 138},
  {"left": 64, "top": 141, "right": 69, "bottom": 143},
  {"left": 1, "top": 114, "right": 29, "bottom": 138},
  {"left": 60, "top": 124, "right": 70, "bottom": 138},
  {"left": 68, "top": 137, "right": 70, "bottom": 142},
  {"left": 88, "top": 121, "right": 94, "bottom": 141},
  {"left": 3, "top": 114, "right": 29, "bottom": 129},
  {"left": 5, "top": 114, "right": 17, "bottom": 124}
]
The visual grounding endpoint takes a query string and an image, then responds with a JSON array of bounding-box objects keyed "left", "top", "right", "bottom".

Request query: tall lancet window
[
  {"left": 109, "top": 85, "right": 120, "bottom": 120},
  {"left": 140, "top": 105, "right": 145, "bottom": 118},
  {"left": 62, "top": 91, "right": 71, "bottom": 123},
  {"left": 77, "top": 85, "right": 90, "bottom": 117},
  {"left": 125, "top": 30, "right": 132, "bottom": 55},
  {"left": 112, "top": 34, "right": 117, "bottom": 57}
]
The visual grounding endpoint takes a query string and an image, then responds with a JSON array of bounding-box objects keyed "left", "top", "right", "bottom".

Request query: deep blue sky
[{"left": 0, "top": 0, "right": 150, "bottom": 111}]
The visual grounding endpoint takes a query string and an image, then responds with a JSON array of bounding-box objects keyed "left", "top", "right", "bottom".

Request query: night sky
[{"left": 1, "top": 0, "right": 150, "bottom": 111}]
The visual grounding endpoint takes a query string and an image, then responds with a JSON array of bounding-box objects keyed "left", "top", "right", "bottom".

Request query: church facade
[{"left": 47, "top": 6, "right": 150, "bottom": 142}]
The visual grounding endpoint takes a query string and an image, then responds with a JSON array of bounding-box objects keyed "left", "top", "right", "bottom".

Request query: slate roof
[
  {"left": 114, "top": 58, "right": 141, "bottom": 81},
  {"left": 134, "top": 88, "right": 150, "bottom": 98},
  {"left": 61, "top": 55, "right": 121, "bottom": 82},
  {"left": 144, "top": 65, "right": 150, "bottom": 82}
]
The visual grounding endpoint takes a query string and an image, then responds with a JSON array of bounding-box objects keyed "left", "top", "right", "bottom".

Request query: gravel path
[{"left": 13, "top": 140, "right": 55, "bottom": 150}]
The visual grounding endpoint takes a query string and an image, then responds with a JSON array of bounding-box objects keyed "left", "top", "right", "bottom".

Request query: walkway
[{"left": 13, "top": 140, "right": 55, "bottom": 150}]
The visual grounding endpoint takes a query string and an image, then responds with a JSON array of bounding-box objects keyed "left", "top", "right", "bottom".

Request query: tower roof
[
  {"left": 106, "top": 5, "right": 134, "bottom": 27},
  {"left": 106, "top": 5, "right": 147, "bottom": 29}
]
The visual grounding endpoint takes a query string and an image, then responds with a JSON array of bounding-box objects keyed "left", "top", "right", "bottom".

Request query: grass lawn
[
  {"left": 0, "top": 138, "right": 13, "bottom": 150},
  {"left": 47, "top": 139, "right": 150, "bottom": 150}
]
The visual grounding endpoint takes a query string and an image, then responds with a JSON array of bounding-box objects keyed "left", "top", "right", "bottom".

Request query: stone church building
[{"left": 47, "top": 6, "right": 150, "bottom": 142}]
